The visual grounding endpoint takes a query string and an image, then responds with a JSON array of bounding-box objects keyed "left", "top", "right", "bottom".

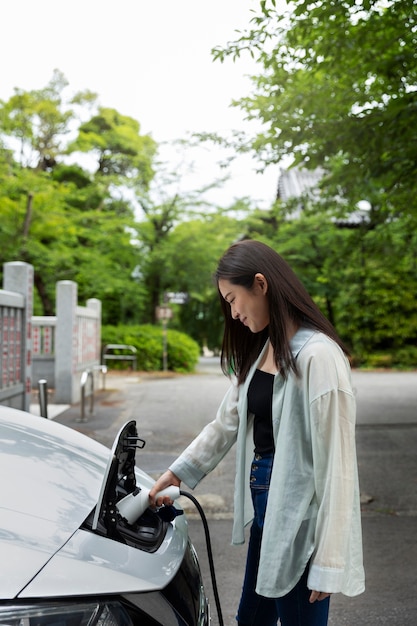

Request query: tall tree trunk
[
  {"left": 34, "top": 273, "right": 54, "bottom": 316},
  {"left": 22, "top": 192, "right": 33, "bottom": 239}
]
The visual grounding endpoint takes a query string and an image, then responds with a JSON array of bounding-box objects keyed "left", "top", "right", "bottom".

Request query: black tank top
[{"left": 247, "top": 369, "right": 275, "bottom": 454}]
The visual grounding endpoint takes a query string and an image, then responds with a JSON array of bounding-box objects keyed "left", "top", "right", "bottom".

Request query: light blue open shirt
[{"left": 170, "top": 328, "right": 365, "bottom": 598}]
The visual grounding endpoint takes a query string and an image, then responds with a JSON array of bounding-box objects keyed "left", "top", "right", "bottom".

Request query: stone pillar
[
  {"left": 87, "top": 298, "right": 102, "bottom": 362},
  {"left": 3, "top": 262, "right": 34, "bottom": 412},
  {"left": 86, "top": 298, "right": 102, "bottom": 390},
  {"left": 55, "top": 281, "right": 78, "bottom": 404}
]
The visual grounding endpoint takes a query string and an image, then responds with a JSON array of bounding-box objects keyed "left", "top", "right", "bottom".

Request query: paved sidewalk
[{"left": 42, "top": 362, "right": 417, "bottom": 625}]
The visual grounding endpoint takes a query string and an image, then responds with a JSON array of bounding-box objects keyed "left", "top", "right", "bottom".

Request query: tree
[
  {"left": 157, "top": 213, "right": 245, "bottom": 349},
  {"left": 132, "top": 148, "right": 246, "bottom": 325},
  {"left": 68, "top": 107, "right": 156, "bottom": 187},
  {"left": 0, "top": 69, "right": 96, "bottom": 171},
  {"left": 240, "top": 192, "right": 417, "bottom": 361},
  {"left": 213, "top": 0, "right": 417, "bottom": 219},
  {"left": 208, "top": 0, "right": 417, "bottom": 361},
  {"left": 0, "top": 157, "right": 145, "bottom": 321},
  {"left": 0, "top": 72, "right": 157, "bottom": 321}
]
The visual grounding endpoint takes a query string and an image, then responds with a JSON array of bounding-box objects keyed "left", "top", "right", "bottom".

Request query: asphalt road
[{"left": 53, "top": 359, "right": 417, "bottom": 626}]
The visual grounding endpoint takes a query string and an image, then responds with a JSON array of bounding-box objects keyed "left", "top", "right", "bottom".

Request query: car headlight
[{"left": 0, "top": 600, "right": 133, "bottom": 626}]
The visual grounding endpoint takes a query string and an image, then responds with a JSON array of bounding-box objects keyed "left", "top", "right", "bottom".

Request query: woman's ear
[{"left": 254, "top": 273, "right": 268, "bottom": 294}]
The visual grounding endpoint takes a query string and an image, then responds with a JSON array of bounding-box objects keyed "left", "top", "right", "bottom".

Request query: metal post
[
  {"left": 94, "top": 364, "right": 107, "bottom": 390},
  {"left": 101, "top": 365, "right": 107, "bottom": 389},
  {"left": 78, "top": 369, "right": 94, "bottom": 422},
  {"left": 156, "top": 304, "right": 172, "bottom": 372},
  {"left": 162, "top": 318, "right": 168, "bottom": 372},
  {"left": 38, "top": 379, "right": 48, "bottom": 418}
]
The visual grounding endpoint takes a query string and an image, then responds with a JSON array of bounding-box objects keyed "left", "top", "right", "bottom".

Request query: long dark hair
[{"left": 214, "top": 239, "right": 349, "bottom": 384}]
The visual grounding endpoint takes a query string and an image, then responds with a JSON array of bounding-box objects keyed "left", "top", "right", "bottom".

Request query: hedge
[{"left": 101, "top": 324, "right": 200, "bottom": 373}]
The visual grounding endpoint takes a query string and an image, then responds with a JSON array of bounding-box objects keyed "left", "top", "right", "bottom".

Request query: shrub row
[{"left": 352, "top": 346, "right": 417, "bottom": 370}]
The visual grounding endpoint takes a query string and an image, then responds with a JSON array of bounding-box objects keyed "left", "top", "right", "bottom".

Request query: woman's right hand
[{"left": 148, "top": 470, "right": 181, "bottom": 507}]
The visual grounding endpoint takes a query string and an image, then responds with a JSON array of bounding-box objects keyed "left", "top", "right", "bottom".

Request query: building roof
[
  {"left": 276, "top": 166, "right": 371, "bottom": 226},
  {"left": 277, "top": 167, "right": 324, "bottom": 201}
]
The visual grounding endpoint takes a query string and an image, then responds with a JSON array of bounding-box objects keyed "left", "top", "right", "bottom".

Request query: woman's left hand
[{"left": 309, "top": 591, "right": 331, "bottom": 603}]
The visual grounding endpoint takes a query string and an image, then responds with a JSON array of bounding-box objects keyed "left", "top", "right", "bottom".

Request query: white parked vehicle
[{"left": 0, "top": 407, "right": 209, "bottom": 626}]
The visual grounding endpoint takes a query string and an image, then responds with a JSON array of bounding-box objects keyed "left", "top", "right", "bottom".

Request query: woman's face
[{"left": 218, "top": 274, "right": 270, "bottom": 333}]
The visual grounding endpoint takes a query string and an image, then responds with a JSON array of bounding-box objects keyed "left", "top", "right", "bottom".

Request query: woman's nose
[{"left": 231, "top": 304, "right": 240, "bottom": 320}]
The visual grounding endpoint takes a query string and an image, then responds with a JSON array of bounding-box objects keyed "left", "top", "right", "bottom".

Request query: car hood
[
  {"left": 0, "top": 407, "right": 108, "bottom": 598},
  {"left": 0, "top": 407, "right": 186, "bottom": 599}
]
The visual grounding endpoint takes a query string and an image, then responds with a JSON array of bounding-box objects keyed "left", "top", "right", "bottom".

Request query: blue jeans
[{"left": 236, "top": 454, "right": 330, "bottom": 626}]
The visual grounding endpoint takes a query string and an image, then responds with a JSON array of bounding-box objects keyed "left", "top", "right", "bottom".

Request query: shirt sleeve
[
  {"left": 307, "top": 383, "right": 359, "bottom": 593},
  {"left": 169, "top": 379, "right": 240, "bottom": 489}
]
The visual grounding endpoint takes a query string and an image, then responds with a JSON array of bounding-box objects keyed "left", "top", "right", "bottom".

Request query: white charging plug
[{"left": 117, "top": 485, "right": 180, "bottom": 525}]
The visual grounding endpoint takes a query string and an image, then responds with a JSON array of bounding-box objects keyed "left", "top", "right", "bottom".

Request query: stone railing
[
  {"left": 1, "top": 261, "right": 101, "bottom": 410},
  {"left": 0, "top": 262, "right": 33, "bottom": 411},
  {"left": 34, "top": 281, "right": 101, "bottom": 404}
]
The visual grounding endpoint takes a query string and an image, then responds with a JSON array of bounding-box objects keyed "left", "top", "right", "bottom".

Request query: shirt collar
[
  {"left": 290, "top": 326, "right": 316, "bottom": 359},
  {"left": 255, "top": 326, "right": 316, "bottom": 369}
]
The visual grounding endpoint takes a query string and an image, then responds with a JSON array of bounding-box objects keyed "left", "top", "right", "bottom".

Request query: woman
[{"left": 149, "top": 239, "right": 365, "bottom": 626}]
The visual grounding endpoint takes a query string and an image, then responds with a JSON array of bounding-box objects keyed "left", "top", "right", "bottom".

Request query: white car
[{"left": 0, "top": 406, "right": 209, "bottom": 625}]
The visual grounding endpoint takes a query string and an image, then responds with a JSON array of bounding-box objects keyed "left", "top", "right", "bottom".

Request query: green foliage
[
  {"left": 165, "top": 329, "right": 201, "bottom": 373},
  {"left": 68, "top": 107, "right": 157, "bottom": 186},
  {"left": 208, "top": 0, "right": 417, "bottom": 368},
  {"left": 0, "top": 69, "right": 88, "bottom": 171},
  {"left": 355, "top": 346, "right": 417, "bottom": 370},
  {"left": 0, "top": 72, "right": 156, "bottom": 321},
  {"left": 334, "top": 217, "right": 417, "bottom": 359},
  {"left": 161, "top": 214, "right": 247, "bottom": 349},
  {"left": 132, "top": 182, "right": 247, "bottom": 331},
  {"left": 242, "top": 193, "right": 417, "bottom": 366},
  {"left": 1, "top": 58, "right": 417, "bottom": 370},
  {"left": 214, "top": 0, "right": 417, "bottom": 219},
  {"left": 101, "top": 324, "right": 200, "bottom": 373}
]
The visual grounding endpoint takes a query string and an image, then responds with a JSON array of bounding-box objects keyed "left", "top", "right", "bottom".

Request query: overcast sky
[{"left": 1, "top": 0, "right": 286, "bottom": 208}]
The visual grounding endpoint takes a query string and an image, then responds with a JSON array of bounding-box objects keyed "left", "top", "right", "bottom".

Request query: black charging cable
[{"left": 179, "top": 490, "right": 224, "bottom": 626}]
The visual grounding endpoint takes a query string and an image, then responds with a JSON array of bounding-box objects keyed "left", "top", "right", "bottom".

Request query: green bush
[
  {"left": 101, "top": 324, "right": 200, "bottom": 373},
  {"left": 391, "top": 346, "right": 417, "bottom": 370},
  {"left": 360, "top": 353, "right": 394, "bottom": 369},
  {"left": 352, "top": 346, "right": 417, "bottom": 370}
]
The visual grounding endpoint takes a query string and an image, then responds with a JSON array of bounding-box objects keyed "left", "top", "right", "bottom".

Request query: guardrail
[
  {"left": 78, "top": 365, "right": 108, "bottom": 422},
  {"left": 102, "top": 344, "right": 137, "bottom": 370}
]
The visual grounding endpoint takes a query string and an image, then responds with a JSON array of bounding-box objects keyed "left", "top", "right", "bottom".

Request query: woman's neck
[
  {"left": 259, "top": 341, "right": 279, "bottom": 375},
  {"left": 259, "top": 321, "right": 300, "bottom": 375}
]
